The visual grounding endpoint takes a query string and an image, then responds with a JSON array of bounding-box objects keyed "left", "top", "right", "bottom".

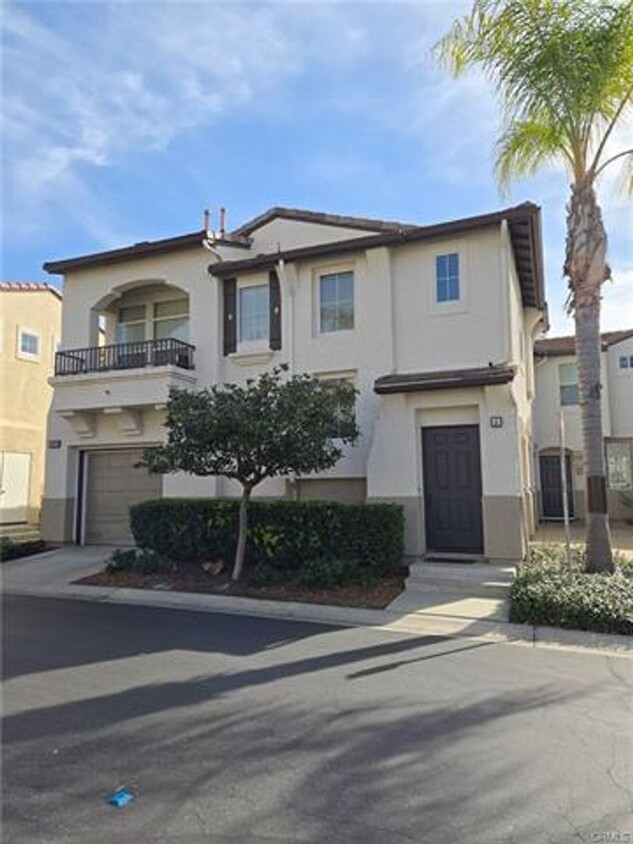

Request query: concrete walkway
[{"left": 2, "top": 546, "right": 631, "bottom": 656}]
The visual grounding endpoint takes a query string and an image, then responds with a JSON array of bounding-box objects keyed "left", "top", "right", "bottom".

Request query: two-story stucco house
[
  {"left": 533, "top": 330, "right": 633, "bottom": 523},
  {"left": 41, "top": 204, "right": 546, "bottom": 561},
  {"left": 1, "top": 282, "right": 62, "bottom": 531}
]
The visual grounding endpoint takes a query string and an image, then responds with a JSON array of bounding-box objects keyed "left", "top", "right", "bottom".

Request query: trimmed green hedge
[
  {"left": 105, "top": 548, "right": 171, "bottom": 575},
  {"left": 0, "top": 537, "right": 47, "bottom": 562},
  {"left": 130, "top": 498, "right": 404, "bottom": 572},
  {"left": 510, "top": 545, "right": 633, "bottom": 636}
]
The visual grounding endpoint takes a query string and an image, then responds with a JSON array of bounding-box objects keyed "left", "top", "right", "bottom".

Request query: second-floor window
[
  {"left": 319, "top": 271, "right": 354, "bottom": 333},
  {"left": 436, "top": 253, "right": 460, "bottom": 303},
  {"left": 19, "top": 330, "right": 40, "bottom": 358},
  {"left": 559, "top": 363, "right": 579, "bottom": 406},
  {"left": 154, "top": 298, "right": 189, "bottom": 342},
  {"left": 115, "top": 305, "right": 145, "bottom": 343},
  {"left": 239, "top": 284, "right": 269, "bottom": 344},
  {"left": 619, "top": 356, "right": 633, "bottom": 369}
]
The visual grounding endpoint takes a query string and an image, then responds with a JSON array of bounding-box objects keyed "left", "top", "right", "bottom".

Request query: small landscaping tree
[{"left": 140, "top": 367, "right": 359, "bottom": 581}]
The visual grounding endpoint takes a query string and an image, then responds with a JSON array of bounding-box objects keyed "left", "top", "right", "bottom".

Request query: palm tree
[{"left": 435, "top": 0, "right": 632, "bottom": 573}]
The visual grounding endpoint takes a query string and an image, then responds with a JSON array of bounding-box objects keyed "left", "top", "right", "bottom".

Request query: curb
[{"left": 5, "top": 582, "right": 631, "bottom": 657}]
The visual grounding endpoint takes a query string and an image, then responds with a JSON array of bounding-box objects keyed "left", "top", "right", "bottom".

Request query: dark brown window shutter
[
  {"left": 223, "top": 278, "right": 237, "bottom": 356},
  {"left": 269, "top": 269, "right": 282, "bottom": 351}
]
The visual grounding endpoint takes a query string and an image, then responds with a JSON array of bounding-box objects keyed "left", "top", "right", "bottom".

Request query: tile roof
[
  {"left": 0, "top": 282, "right": 62, "bottom": 300},
  {"left": 42, "top": 202, "right": 545, "bottom": 312},
  {"left": 230, "top": 206, "right": 416, "bottom": 237},
  {"left": 212, "top": 202, "right": 545, "bottom": 311},
  {"left": 534, "top": 329, "right": 633, "bottom": 357},
  {"left": 43, "top": 231, "right": 250, "bottom": 274}
]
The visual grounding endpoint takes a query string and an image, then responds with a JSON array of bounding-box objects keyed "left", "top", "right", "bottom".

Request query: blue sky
[{"left": 3, "top": 0, "right": 632, "bottom": 335}]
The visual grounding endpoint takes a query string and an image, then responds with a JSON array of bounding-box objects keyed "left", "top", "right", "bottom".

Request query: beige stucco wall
[
  {"left": 246, "top": 218, "right": 381, "bottom": 254},
  {"left": 44, "top": 215, "right": 536, "bottom": 558},
  {"left": 606, "top": 336, "right": 633, "bottom": 437},
  {"left": 1, "top": 288, "right": 62, "bottom": 523},
  {"left": 391, "top": 229, "right": 508, "bottom": 374}
]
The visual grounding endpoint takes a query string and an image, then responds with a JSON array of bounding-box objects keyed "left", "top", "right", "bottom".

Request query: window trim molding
[
  {"left": 313, "top": 262, "right": 356, "bottom": 337},
  {"left": 16, "top": 326, "right": 42, "bottom": 362},
  {"left": 558, "top": 361, "right": 580, "bottom": 407},
  {"left": 427, "top": 240, "right": 469, "bottom": 317},
  {"left": 236, "top": 277, "right": 270, "bottom": 350}
]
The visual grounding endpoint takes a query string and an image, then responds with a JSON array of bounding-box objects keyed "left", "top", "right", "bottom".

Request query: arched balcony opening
[{"left": 55, "top": 280, "right": 195, "bottom": 376}]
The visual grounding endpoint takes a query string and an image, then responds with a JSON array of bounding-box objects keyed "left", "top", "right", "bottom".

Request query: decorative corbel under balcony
[
  {"left": 58, "top": 410, "right": 96, "bottom": 439},
  {"left": 102, "top": 407, "right": 144, "bottom": 436}
]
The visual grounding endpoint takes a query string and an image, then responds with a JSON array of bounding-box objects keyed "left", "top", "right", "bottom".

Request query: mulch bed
[{"left": 76, "top": 563, "right": 406, "bottom": 609}]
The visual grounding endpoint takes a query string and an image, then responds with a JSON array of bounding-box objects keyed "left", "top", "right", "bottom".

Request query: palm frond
[
  {"left": 433, "top": 0, "right": 633, "bottom": 186},
  {"left": 495, "top": 118, "right": 573, "bottom": 190}
]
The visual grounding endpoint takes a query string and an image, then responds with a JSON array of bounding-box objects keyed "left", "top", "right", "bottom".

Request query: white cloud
[
  {"left": 601, "top": 268, "right": 633, "bottom": 332},
  {"left": 2, "top": 2, "right": 303, "bottom": 244}
]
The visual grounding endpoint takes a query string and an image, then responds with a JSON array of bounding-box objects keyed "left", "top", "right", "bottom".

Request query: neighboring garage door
[
  {"left": 0, "top": 451, "right": 31, "bottom": 524},
  {"left": 84, "top": 449, "right": 162, "bottom": 545}
]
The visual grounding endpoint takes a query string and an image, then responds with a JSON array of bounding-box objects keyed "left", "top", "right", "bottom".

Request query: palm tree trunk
[
  {"left": 232, "top": 485, "right": 252, "bottom": 581},
  {"left": 565, "top": 182, "right": 614, "bottom": 573}
]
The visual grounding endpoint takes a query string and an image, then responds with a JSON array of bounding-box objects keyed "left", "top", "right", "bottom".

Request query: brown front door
[
  {"left": 422, "top": 425, "right": 484, "bottom": 554},
  {"left": 540, "top": 454, "right": 574, "bottom": 520}
]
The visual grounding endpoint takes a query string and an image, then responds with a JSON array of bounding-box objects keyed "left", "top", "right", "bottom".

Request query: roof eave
[
  {"left": 43, "top": 232, "right": 251, "bottom": 275},
  {"left": 374, "top": 366, "right": 516, "bottom": 395},
  {"left": 212, "top": 203, "right": 545, "bottom": 312}
]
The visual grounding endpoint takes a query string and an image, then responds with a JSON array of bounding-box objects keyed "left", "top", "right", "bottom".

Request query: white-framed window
[
  {"left": 618, "top": 355, "right": 633, "bottom": 369},
  {"left": 319, "top": 270, "right": 354, "bottom": 333},
  {"left": 115, "top": 305, "right": 146, "bottom": 344},
  {"left": 239, "top": 284, "right": 269, "bottom": 344},
  {"left": 17, "top": 328, "right": 41, "bottom": 361},
  {"left": 606, "top": 440, "right": 632, "bottom": 490},
  {"left": 559, "top": 363, "right": 579, "bottom": 406},
  {"left": 153, "top": 298, "right": 189, "bottom": 342},
  {"left": 436, "top": 253, "right": 460, "bottom": 303}
]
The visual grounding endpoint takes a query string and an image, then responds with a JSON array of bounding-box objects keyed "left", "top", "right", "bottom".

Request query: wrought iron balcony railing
[{"left": 55, "top": 338, "right": 195, "bottom": 376}]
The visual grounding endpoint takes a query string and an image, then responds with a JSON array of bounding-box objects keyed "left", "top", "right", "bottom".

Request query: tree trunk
[
  {"left": 232, "top": 486, "right": 252, "bottom": 581},
  {"left": 565, "top": 182, "right": 614, "bottom": 573}
]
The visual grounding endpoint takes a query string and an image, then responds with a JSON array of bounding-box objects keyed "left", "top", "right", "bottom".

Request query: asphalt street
[{"left": 3, "top": 594, "right": 632, "bottom": 844}]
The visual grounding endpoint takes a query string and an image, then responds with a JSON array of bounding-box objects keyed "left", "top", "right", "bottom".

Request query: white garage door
[
  {"left": 84, "top": 449, "right": 162, "bottom": 545},
  {"left": 0, "top": 452, "right": 31, "bottom": 524}
]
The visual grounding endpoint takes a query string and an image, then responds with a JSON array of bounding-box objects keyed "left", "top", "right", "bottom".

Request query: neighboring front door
[
  {"left": 540, "top": 454, "right": 574, "bottom": 520},
  {"left": 422, "top": 426, "right": 484, "bottom": 554}
]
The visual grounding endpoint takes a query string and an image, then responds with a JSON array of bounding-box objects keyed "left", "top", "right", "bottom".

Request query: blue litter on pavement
[{"left": 108, "top": 788, "right": 134, "bottom": 807}]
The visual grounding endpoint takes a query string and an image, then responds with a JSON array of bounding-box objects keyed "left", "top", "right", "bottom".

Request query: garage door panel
[
  {"left": 0, "top": 452, "right": 31, "bottom": 525},
  {"left": 84, "top": 449, "right": 161, "bottom": 545}
]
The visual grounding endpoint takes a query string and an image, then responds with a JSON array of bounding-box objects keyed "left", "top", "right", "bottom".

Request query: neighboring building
[
  {"left": 533, "top": 330, "right": 633, "bottom": 523},
  {"left": 42, "top": 203, "right": 546, "bottom": 561},
  {"left": 0, "top": 283, "right": 63, "bottom": 527}
]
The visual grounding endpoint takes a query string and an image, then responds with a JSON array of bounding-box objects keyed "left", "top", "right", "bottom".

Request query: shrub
[
  {"left": 0, "top": 537, "right": 47, "bottom": 561},
  {"left": 295, "top": 559, "right": 378, "bottom": 589},
  {"left": 249, "top": 563, "right": 288, "bottom": 588},
  {"left": 510, "top": 545, "right": 633, "bottom": 635},
  {"left": 130, "top": 498, "right": 404, "bottom": 572},
  {"left": 105, "top": 547, "right": 171, "bottom": 575}
]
